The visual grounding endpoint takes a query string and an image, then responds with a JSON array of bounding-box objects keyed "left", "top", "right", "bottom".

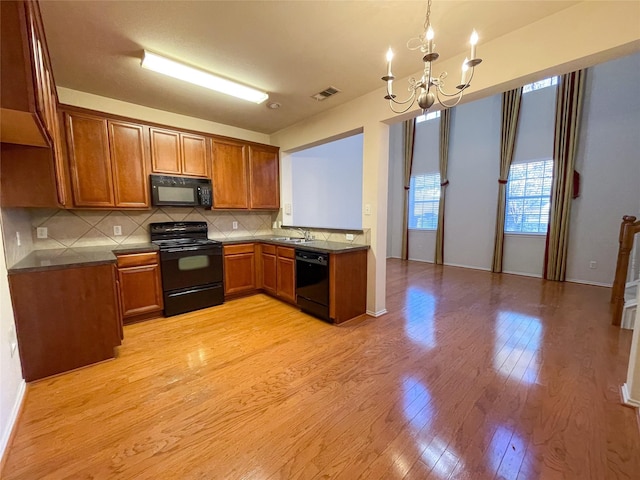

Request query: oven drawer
[
  {"left": 116, "top": 251, "right": 159, "bottom": 268},
  {"left": 164, "top": 283, "right": 224, "bottom": 317}
]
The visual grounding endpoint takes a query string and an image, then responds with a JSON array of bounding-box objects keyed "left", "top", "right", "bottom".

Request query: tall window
[
  {"left": 415, "top": 110, "right": 441, "bottom": 124},
  {"left": 409, "top": 173, "right": 441, "bottom": 230},
  {"left": 505, "top": 159, "right": 553, "bottom": 234}
]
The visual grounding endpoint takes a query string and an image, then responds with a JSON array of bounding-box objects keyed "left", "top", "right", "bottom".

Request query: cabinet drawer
[
  {"left": 116, "top": 251, "right": 159, "bottom": 268},
  {"left": 277, "top": 246, "right": 295, "bottom": 259},
  {"left": 261, "top": 244, "right": 276, "bottom": 255},
  {"left": 224, "top": 243, "right": 255, "bottom": 255}
]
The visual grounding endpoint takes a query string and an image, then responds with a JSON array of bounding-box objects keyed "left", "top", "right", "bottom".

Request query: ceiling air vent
[{"left": 311, "top": 86, "right": 341, "bottom": 101}]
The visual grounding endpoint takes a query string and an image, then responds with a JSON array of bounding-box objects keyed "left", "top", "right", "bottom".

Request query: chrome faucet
[{"left": 296, "top": 228, "right": 313, "bottom": 241}]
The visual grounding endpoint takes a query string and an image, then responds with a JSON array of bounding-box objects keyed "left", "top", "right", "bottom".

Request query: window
[
  {"left": 409, "top": 173, "right": 440, "bottom": 230},
  {"left": 415, "top": 110, "right": 441, "bottom": 124},
  {"left": 522, "top": 76, "right": 558, "bottom": 94},
  {"left": 505, "top": 159, "right": 553, "bottom": 234}
]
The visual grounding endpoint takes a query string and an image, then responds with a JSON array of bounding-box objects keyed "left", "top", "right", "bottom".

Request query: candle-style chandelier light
[{"left": 382, "top": 0, "right": 482, "bottom": 114}]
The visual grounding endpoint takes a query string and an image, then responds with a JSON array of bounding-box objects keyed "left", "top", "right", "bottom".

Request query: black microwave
[{"left": 150, "top": 174, "right": 213, "bottom": 208}]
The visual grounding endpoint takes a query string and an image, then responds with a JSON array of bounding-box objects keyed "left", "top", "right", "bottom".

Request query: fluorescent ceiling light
[{"left": 141, "top": 50, "right": 269, "bottom": 104}]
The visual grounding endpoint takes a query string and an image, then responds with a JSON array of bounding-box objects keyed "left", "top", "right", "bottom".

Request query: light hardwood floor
[{"left": 3, "top": 259, "right": 639, "bottom": 479}]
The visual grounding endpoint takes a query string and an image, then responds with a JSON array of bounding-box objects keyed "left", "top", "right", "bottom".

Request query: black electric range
[{"left": 150, "top": 221, "right": 224, "bottom": 316}]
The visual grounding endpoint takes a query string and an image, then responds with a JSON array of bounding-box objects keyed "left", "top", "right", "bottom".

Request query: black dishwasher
[{"left": 296, "top": 249, "right": 330, "bottom": 321}]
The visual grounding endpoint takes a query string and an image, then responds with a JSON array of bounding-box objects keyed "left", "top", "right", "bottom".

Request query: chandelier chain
[{"left": 423, "top": 0, "right": 432, "bottom": 34}]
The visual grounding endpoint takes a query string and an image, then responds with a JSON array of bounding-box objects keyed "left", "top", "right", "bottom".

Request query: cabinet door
[
  {"left": 65, "top": 112, "right": 114, "bottom": 207},
  {"left": 109, "top": 121, "right": 149, "bottom": 208},
  {"left": 262, "top": 252, "right": 277, "bottom": 295},
  {"left": 118, "top": 264, "right": 164, "bottom": 319},
  {"left": 249, "top": 145, "right": 280, "bottom": 209},
  {"left": 212, "top": 139, "right": 249, "bottom": 208},
  {"left": 277, "top": 250, "right": 296, "bottom": 303},
  {"left": 181, "top": 133, "right": 209, "bottom": 177},
  {"left": 150, "top": 127, "right": 181, "bottom": 175},
  {"left": 224, "top": 252, "right": 256, "bottom": 295}
]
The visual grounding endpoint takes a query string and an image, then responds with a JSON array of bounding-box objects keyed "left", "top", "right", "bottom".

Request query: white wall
[
  {"left": 0, "top": 217, "right": 25, "bottom": 462},
  {"left": 445, "top": 96, "right": 501, "bottom": 270},
  {"left": 287, "top": 133, "right": 363, "bottom": 230},
  {"left": 566, "top": 53, "right": 640, "bottom": 286}
]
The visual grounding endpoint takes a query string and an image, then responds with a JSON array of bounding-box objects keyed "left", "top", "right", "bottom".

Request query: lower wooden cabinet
[
  {"left": 330, "top": 249, "right": 368, "bottom": 323},
  {"left": 116, "top": 251, "right": 163, "bottom": 324},
  {"left": 223, "top": 243, "right": 257, "bottom": 297},
  {"left": 8, "top": 263, "right": 121, "bottom": 382},
  {"left": 276, "top": 247, "right": 296, "bottom": 303},
  {"left": 260, "top": 244, "right": 277, "bottom": 295}
]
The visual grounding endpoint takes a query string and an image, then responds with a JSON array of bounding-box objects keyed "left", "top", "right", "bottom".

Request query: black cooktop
[{"left": 149, "top": 221, "right": 220, "bottom": 249}]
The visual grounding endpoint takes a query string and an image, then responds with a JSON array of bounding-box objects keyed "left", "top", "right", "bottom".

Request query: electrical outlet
[
  {"left": 346, "top": 233, "right": 354, "bottom": 241},
  {"left": 16, "top": 231, "right": 21, "bottom": 247},
  {"left": 36, "top": 227, "right": 48, "bottom": 239},
  {"left": 113, "top": 225, "right": 122, "bottom": 236},
  {"left": 232, "top": 221, "right": 238, "bottom": 230},
  {"left": 364, "top": 204, "right": 372, "bottom": 215},
  {"left": 285, "top": 203, "right": 292, "bottom": 215},
  {"left": 8, "top": 326, "right": 17, "bottom": 358},
  {"left": 589, "top": 261, "right": 597, "bottom": 269}
]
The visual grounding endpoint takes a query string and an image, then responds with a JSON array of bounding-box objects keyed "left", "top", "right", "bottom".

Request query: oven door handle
[{"left": 160, "top": 245, "right": 222, "bottom": 261}]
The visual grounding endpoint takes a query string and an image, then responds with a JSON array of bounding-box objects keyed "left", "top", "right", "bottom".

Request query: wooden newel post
[{"left": 611, "top": 215, "right": 638, "bottom": 326}]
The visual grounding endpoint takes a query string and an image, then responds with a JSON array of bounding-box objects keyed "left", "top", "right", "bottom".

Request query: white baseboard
[
  {"left": 621, "top": 383, "right": 640, "bottom": 408},
  {"left": 565, "top": 278, "right": 613, "bottom": 288},
  {"left": 503, "top": 270, "right": 543, "bottom": 279},
  {"left": 443, "top": 262, "right": 492, "bottom": 272},
  {"left": 0, "top": 379, "right": 26, "bottom": 464},
  {"left": 366, "top": 309, "right": 388, "bottom": 317}
]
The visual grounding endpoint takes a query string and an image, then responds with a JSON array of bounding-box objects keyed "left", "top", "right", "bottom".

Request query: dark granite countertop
[
  {"left": 8, "top": 243, "right": 158, "bottom": 274},
  {"left": 221, "top": 236, "right": 369, "bottom": 254}
]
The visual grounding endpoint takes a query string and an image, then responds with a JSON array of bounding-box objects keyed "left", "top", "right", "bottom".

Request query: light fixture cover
[{"left": 141, "top": 50, "right": 269, "bottom": 104}]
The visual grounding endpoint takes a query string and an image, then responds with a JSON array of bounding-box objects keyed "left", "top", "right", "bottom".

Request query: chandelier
[{"left": 382, "top": 0, "right": 482, "bottom": 114}]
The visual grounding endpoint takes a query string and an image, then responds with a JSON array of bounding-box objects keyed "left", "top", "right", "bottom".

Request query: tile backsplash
[
  {"left": 1, "top": 206, "right": 370, "bottom": 268},
  {"left": 29, "top": 208, "right": 276, "bottom": 249}
]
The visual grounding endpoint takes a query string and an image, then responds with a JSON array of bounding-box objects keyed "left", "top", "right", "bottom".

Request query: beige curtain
[
  {"left": 492, "top": 87, "right": 524, "bottom": 273},
  {"left": 435, "top": 109, "right": 451, "bottom": 265},
  {"left": 545, "top": 70, "right": 585, "bottom": 281},
  {"left": 401, "top": 118, "right": 416, "bottom": 260}
]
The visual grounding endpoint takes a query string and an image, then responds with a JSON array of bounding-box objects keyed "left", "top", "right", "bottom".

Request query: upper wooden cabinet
[
  {"left": 212, "top": 139, "right": 280, "bottom": 210},
  {"left": 65, "top": 111, "right": 150, "bottom": 209},
  {"left": 249, "top": 145, "right": 280, "bottom": 209},
  {"left": 150, "top": 127, "right": 209, "bottom": 178},
  {"left": 212, "top": 139, "right": 249, "bottom": 208},
  {"left": 0, "top": 0, "right": 69, "bottom": 208}
]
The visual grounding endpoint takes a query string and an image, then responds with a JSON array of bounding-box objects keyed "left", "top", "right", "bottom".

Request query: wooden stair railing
[{"left": 611, "top": 215, "right": 640, "bottom": 326}]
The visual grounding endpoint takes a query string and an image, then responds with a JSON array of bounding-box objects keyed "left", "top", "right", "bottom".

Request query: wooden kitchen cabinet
[
  {"left": 258, "top": 244, "right": 296, "bottom": 303},
  {"left": 260, "top": 244, "right": 277, "bottom": 295},
  {"left": 65, "top": 110, "right": 150, "bottom": 208},
  {"left": 1, "top": 0, "right": 69, "bottom": 208},
  {"left": 276, "top": 246, "right": 296, "bottom": 303},
  {"left": 249, "top": 145, "right": 280, "bottom": 209},
  {"left": 330, "top": 249, "right": 368, "bottom": 323},
  {"left": 212, "top": 139, "right": 280, "bottom": 210},
  {"left": 211, "top": 139, "right": 249, "bottom": 208},
  {"left": 8, "top": 262, "right": 122, "bottom": 382},
  {"left": 116, "top": 251, "right": 164, "bottom": 324},
  {"left": 150, "top": 127, "right": 209, "bottom": 178},
  {"left": 223, "top": 243, "right": 257, "bottom": 297}
]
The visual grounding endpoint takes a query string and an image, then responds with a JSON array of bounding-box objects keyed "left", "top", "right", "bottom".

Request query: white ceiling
[{"left": 39, "top": 1, "right": 580, "bottom": 134}]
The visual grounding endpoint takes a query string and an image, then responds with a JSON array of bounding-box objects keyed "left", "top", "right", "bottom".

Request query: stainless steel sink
[{"left": 272, "top": 237, "right": 311, "bottom": 243}]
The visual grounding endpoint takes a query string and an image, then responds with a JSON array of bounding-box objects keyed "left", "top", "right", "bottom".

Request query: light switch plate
[
  {"left": 36, "top": 227, "right": 48, "bottom": 239},
  {"left": 346, "top": 233, "right": 354, "bottom": 241},
  {"left": 113, "top": 225, "right": 122, "bottom": 236},
  {"left": 285, "top": 203, "right": 292, "bottom": 215},
  {"left": 232, "top": 221, "right": 238, "bottom": 230},
  {"left": 364, "top": 204, "right": 372, "bottom": 215}
]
